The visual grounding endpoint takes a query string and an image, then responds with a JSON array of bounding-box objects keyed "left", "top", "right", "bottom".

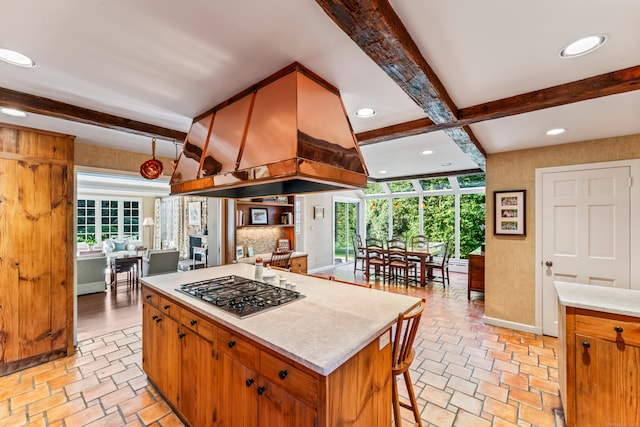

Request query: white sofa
[
  {"left": 76, "top": 255, "right": 107, "bottom": 295},
  {"left": 102, "top": 239, "right": 144, "bottom": 257}
]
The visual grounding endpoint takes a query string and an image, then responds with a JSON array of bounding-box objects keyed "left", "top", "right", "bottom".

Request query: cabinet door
[
  {"left": 576, "top": 334, "right": 640, "bottom": 426},
  {"left": 257, "top": 378, "right": 317, "bottom": 427},
  {"left": 218, "top": 351, "right": 258, "bottom": 427},
  {"left": 143, "top": 304, "right": 180, "bottom": 406},
  {"left": 180, "top": 329, "right": 216, "bottom": 427},
  {"left": 142, "top": 304, "right": 161, "bottom": 381}
]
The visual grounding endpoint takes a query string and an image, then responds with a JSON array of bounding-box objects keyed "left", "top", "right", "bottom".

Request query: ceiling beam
[
  {"left": 357, "top": 64, "right": 640, "bottom": 145},
  {"left": 0, "top": 87, "right": 188, "bottom": 142},
  {"left": 315, "top": 0, "right": 486, "bottom": 169}
]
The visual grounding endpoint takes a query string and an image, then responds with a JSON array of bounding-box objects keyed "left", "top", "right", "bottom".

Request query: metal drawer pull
[
  {"left": 279, "top": 370, "right": 288, "bottom": 380},
  {"left": 257, "top": 386, "right": 265, "bottom": 395},
  {"left": 614, "top": 326, "right": 624, "bottom": 333},
  {"left": 246, "top": 378, "right": 254, "bottom": 387},
  {"left": 582, "top": 341, "right": 590, "bottom": 349},
  {"left": 164, "top": 304, "right": 170, "bottom": 310},
  {"left": 228, "top": 341, "right": 236, "bottom": 348},
  {"left": 190, "top": 319, "right": 197, "bottom": 326}
]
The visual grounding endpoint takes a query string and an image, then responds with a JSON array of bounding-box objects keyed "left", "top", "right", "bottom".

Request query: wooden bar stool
[{"left": 392, "top": 298, "right": 426, "bottom": 426}]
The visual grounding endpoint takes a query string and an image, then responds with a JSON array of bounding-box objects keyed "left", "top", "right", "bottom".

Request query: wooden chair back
[
  {"left": 270, "top": 251, "right": 292, "bottom": 269},
  {"left": 410, "top": 234, "right": 430, "bottom": 250}
]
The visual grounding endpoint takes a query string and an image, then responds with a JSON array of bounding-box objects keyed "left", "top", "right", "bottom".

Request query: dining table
[{"left": 361, "top": 240, "right": 445, "bottom": 287}]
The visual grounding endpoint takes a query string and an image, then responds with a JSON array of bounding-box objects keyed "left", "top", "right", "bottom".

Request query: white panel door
[{"left": 542, "top": 166, "right": 630, "bottom": 336}]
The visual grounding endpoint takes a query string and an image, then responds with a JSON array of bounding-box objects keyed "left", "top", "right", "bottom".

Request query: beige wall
[
  {"left": 486, "top": 133, "right": 640, "bottom": 327},
  {"left": 74, "top": 142, "right": 174, "bottom": 176}
]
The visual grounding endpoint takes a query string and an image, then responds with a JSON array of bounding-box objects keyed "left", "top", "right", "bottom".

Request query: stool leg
[
  {"left": 392, "top": 375, "right": 402, "bottom": 427},
  {"left": 403, "top": 370, "right": 422, "bottom": 426}
]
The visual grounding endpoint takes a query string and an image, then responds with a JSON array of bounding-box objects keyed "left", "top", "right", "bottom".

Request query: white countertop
[
  {"left": 555, "top": 281, "right": 640, "bottom": 318},
  {"left": 141, "top": 263, "right": 420, "bottom": 375},
  {"left": 236, "top": 251, "right": 307, "bottom": 264}
]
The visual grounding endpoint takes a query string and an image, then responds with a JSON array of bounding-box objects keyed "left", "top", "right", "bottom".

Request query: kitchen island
[
  {"left": 141, "top": 263, "right": 420, "bottom": 427},
  {"left": 555, "top": 281, "right": 640, "bottom": 427}
]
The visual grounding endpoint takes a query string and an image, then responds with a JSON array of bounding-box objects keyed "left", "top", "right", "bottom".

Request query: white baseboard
[{"left": 483, "top": 316, "right": 542, "bottom": 335}]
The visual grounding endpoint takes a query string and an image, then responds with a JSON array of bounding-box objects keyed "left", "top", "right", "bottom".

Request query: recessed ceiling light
[
  {"left": 0, "top": 48, "right": 36, "bottom": 67},
  {"left": 441, "top": 162, "right": 452, "bottom": 167},
  {"left": 379, "top": 170, "right": 387, "bottom": 174},
  {"left": 0, "top": 107, "right": 27, "bottom": 117},
  {"left": 355, "top": 107, "right": 377, "bottom": 118},
  {"left": 560, "top": 34, "right": 607, "bottom": 58},
  {"left": 420, "top": 150, "right": 435, "bottom": 156},
  {"left": 546, "top": 128, "right": 566, "bottom": 136}
]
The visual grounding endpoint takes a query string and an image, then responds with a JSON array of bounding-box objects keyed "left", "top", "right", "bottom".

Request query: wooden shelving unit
[{"left": 224, "top": 196, "right": 296, "bottom": 263}]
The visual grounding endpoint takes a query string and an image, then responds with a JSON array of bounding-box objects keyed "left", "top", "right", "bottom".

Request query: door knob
[{"left": 545, "top": 261, "right": 553, "bottom": 267}]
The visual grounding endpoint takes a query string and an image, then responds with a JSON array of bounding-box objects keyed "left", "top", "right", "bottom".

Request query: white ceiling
[{"left": 2, "top": 0, "right": 639, "bottom": 181}]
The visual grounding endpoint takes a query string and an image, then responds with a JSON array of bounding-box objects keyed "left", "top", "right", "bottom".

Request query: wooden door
[
  {"left": 542, "top": 166, "right": 631, "bottom": 336},
  {"left": 218, "top": 351, "right": 258, "bottom": 427},
  {"left": 0, "top": 159, "right": 70, "bottom": 363},
  {"left": 257, "top": 378, "right": 317, "bottom": 427},
  {"left": 180, "top": 329, "right": 216, "bottom": 427},
  {"left": 575, "top": 334, "right": 640, "bottom": 426}
]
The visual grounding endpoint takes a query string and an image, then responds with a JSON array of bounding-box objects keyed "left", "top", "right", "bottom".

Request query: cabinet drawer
[
  {"left": 290, "top": 255, "right": 307, "bottom": 274},
  {"left": 180, "top": 309, "right": 215, "bottom": 342},
  {"left": 260, "top": 351, "right": 318, "bottom": 406},
  {"left": 218, "top": 328, "right": 259, "bottom": 370},
  {"left": 575, "top": 313, "right": 640, "bottom": 346},
  {"left": 159, "top": 297, "right": 180, "bottom": 319},
  {"left": 142, "top": 287, "right": 159, "bottom": 308}
]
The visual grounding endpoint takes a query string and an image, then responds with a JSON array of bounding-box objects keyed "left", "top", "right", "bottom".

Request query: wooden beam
[
  {"left": 357, "top": 65, "right": 640, "bottom": 145},
  {"left": 457, "top": 64, "right": 640, "bottom": 125},
  {"left": 315, "top": 0, "right": 486, "bottom": 169},
  {"left": 0, "top": 87, "right": 188, "bottom": 142}
]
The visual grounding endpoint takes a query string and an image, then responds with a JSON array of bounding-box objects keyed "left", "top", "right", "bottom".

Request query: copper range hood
[{"left": 170, "top": 62, "right": 368, "bottom": 198}]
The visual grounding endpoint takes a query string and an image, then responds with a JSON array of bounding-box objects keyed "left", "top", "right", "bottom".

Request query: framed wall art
[
  {"left": 494, "top": 190, "right": 526, "bottom": 236},
  {"left": 187, "top": 201, "right": 201, "bottom": 226},
  {"left": 250, "top": 208, "right": 268, "bottom": 225}
]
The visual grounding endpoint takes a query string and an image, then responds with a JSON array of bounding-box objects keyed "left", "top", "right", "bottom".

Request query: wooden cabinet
[
  {"left": 142, "top": 285, "right": 391, "bottom": 426},
  {"left": 558, "top": 305, "right": 640, "bottom": 426},
  {"left": 289, "top": 254, "right": 308, "bottom": 274},
  {"left": 143, "top": 291, "right": 216, "bottom": 426},
  {"left": 467, "top": 247, "right": 485, "bottom": 300},
  {"left": 0, "top": 125, "right": 74, "bottom": 375}
]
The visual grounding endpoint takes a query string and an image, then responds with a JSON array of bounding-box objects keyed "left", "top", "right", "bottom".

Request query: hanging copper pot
[{"left": 140, "top": 138, "right": 163, "bottom": 180}]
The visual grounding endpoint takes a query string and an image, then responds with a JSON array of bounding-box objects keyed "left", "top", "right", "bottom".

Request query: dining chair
[
  {"left": 365, "top": 237, "right": 387, "bottom": 284},
  {"left": 352, "top": 234, "right": 366, "bottom": 274},
  {"left": 425, "top": 240, "right": 453, "bottom": 286},
  {"left": 392, "top": 298, "right": 426, "bottom": 427},
  {"left": 409, "top": 234, "right": 430, "bottom": 277},
  {"left": 387, "top": 238, "right": 417, "bottom": 287},
  {"left": 269, "top": 251, "right": 292, "bottom": 270}
]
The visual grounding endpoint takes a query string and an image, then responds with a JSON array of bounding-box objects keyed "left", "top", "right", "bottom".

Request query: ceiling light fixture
[
  {"left": 355, "top": 107, "right": 377, "bottom": 118},
  {"left": 0, "top": 107, "right": 27, "bottom": 117},
  {"left": 546, "top": 128, "right": 566, "bottom": 136},
  {"left": 420, "top": 150, "right": 435, "bottom": 156},
  {"left": 379, "top": 170, "right": 387, "bottom": 174},
  {"left": 559, "top": 34, "right": 607, "bottom": 58},
  {"left": 441, "top": 162, "right": 452, "bottom": 167},
  {"left": 0, "top": 48, "right": 36, "bottom": 67}
]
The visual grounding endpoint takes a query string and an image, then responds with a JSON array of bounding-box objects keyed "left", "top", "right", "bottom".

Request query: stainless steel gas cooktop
[{"left": 176, "top": 275, "right": 304, "bottom": 318}]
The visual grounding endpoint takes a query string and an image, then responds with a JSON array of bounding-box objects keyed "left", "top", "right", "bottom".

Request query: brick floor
[{"left": 0, "top": 270, "right": 565, "bottom": 426}]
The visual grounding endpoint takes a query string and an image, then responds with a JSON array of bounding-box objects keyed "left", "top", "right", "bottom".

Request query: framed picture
[
  {"left": 494, "top": 190, "right": 526, "bottom": 236},
  {"left": 250, "top": 208, "right": 268, "bottom": 225},
  {"left": 247, "top": 246, "right": 254, "bottom": 257},
  {"left": 236, "top": 245, "right": 244, "bottom": 258},
  {"left": 276, "top": 238, "right": 290, "bottom": 253},
  {"left": 313, "top": 206, "right": 324, "bottom": 220},
  {"left": 188, "top": 201, "right": 201, "bottom": 226}
]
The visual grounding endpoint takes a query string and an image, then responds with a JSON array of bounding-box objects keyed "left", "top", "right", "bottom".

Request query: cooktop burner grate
[{"left": 176, "top": 275, "right": 304, "bottom": 318}]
